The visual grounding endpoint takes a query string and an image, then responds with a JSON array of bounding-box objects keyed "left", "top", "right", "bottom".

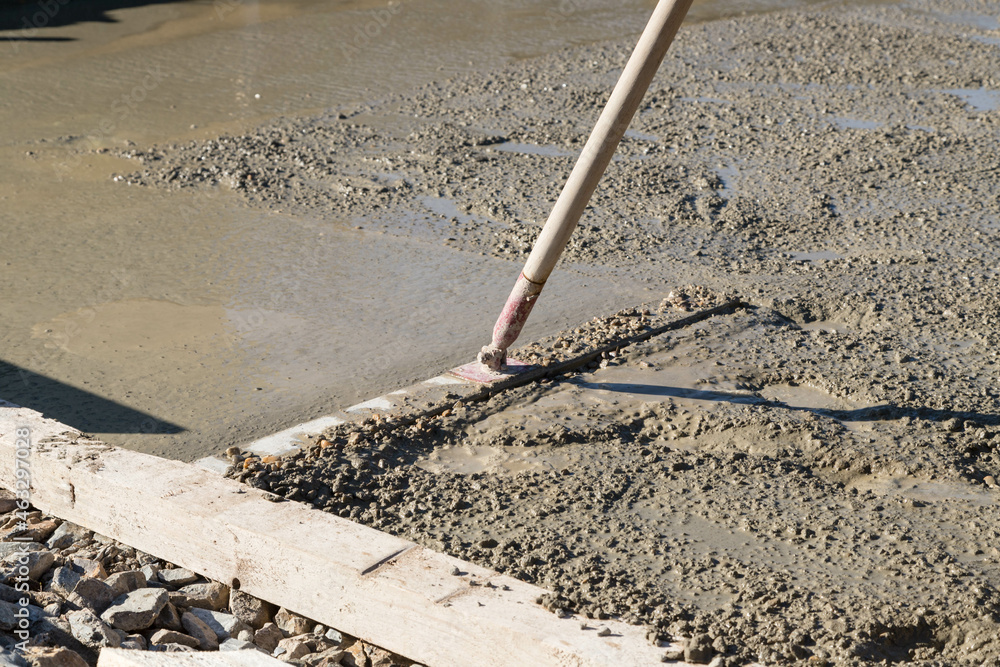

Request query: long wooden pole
[{"left": 479, "top": 0, "right": 694, "bottom": 370}]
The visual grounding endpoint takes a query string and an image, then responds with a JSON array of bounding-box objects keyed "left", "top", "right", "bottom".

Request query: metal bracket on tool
[{"left": 448, "top": 358, "right": 534, "bottom": 384}]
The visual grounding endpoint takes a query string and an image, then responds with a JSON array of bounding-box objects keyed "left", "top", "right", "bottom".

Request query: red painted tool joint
[{"left": 477, "top": 273, "right": 545, "bottom": 371}]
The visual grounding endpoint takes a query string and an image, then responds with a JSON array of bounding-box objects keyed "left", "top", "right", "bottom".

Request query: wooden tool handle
[
  {"left": 479, "top": 0, "right": 694, "bottom": 370},
  {"left": 523, "top": 0, "right": 694, "bottom": 284}
]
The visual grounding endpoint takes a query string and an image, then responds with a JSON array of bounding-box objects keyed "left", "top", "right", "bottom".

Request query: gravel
[{"left": 0, "top": 499, "right": 417, "bottom": 667}]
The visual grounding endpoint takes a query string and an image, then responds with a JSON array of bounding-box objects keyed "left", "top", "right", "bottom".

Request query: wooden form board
[
  {"left": 98, "top": 648, "right": 284, "bottom": 667},
  {"left": 0, "top": 402, "right": 690, "bottom": 667}
]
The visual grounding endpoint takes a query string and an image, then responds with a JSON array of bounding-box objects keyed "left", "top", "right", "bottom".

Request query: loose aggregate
[
  {"left": 115, "top": 0, "right": 1000, "bottom": 664},
  {"left": 227, "top": 297, "right": 1000, "bottom": 666}
]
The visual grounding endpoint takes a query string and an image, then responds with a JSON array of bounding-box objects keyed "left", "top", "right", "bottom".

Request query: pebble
[
  {"left": 158, "top": 567, "right": 199, "bottom": 587},
  {"left": 275, "top": 637, "right": 311, "bottom": 661},
  {"left": 104, "top": 571, "right": 147, "bottom": 597},
  {"left": 219, "top": 638, "right": 259, "bottom": 651},
  {"left": 154, "top": 603, "right": 184, "bottom": 633},
  {"left": 2, "top": 519, "right": 59, "bottom": 543},
  {"left": 178, "top": 582, "right": 230, "bottom": 611},
  {"left": 67, "top": 577, "right": 115, "bottom": 614},
  {"left": 70, "top": 558, "right": 106, "bottom": 580},
  {"left": 274, "top": 607, "right": 312, "bottom": 636},
  {"left": 2, "top": 550, "right": 54, "bottom": 581},
  {"left": 181, "top": 610, "right": 220, "bottom": 650},
  {"left": 342, "top": 642, "right": 368, "bottom": 667},
  {"left": 306, "top": 648, "right": 347, "bottom": 666},
  {"left": 45, "top": 523, "right": 92, "bottom": 551},
  {"left": 0, "top": 494, "right": 17, "bottom": 517},
  {"left": 185, "top": 607, "right": 248, "bottom": 641},
  {"left": 0, "top": 542, "right": 43, "bottom": 558},
  {"left": 253, "top": 622, "right": 284, "bottom": 652},
  {"left": 230, "top": 589, "right": 274, "bottom": 630},
  {"left": 46, "top": 567, "right": 81, "bottom": 598},
  {"left": 0, "top": 601, "right": 19, "bottom": 632},
  {"left": 0, "top": 649, "right": 28, "bottom": 667},
  {"left": 149, "top": 629, "right": 201, "bottom": 650},
  {"left": 100, "top": 588, "right": 168, "bottom": 632},
  {"left": 20, "top": 648, "right": 87, "bottom": 667}
]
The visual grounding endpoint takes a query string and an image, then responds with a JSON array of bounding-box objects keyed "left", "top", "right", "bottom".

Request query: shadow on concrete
[
  {"left": 1, "top": 34, "right": 73, "bottom": 40},
  {"left": 0, "top": 0, "right": 189, "bottom": 34},
  {"left": 0, "top": 359, "right": 184, "bottom": 434},
  {"left": 576, "top": 381, "right": 1000, "bottom": 427}
]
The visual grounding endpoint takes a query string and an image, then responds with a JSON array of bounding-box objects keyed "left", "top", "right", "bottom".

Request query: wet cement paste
[
  {"left": 227, "top": 296, "right": 1000, "bottom": 666},
  {"left": 1, "top": 0, "right": 676, "bottom": 460},
  {"left": 42, "top": 0, "right": 1000, "bottom": 662}
]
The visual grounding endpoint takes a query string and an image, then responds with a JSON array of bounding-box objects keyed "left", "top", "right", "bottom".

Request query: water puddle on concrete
[
  {"left": 623, "top": 129, "right": 660, "bottom": 142},
  {"left": 787, "top": 250, "right": 844, "bottom": 262},
  {"left": 758, "top": 383, "right": 858, "bottom": 411},
  {"left": 420, "top": 195, "right": 489, "bottom": 226},
  {"left": 491, "top": 142, "right": 574, "bottom": 158},
  {"left": 929, "top": 10, "right": 1000, "bottom": 31},
  {"left": 830, "top": 117, "right": 883, "bottom": 130},
  {"left": 715, "top": 164, "right": 740, "bottom": 200},
  {"left": 31, "top": 300, "right": 234, "bottom": 362},
  {"left": 2, "top": 0, "right": 678, "bottom": 460},
  {"left": 417, "top": 443, "right": 573, "bottom": 475},
  {"left": 942, "top": 88, "right": 1000, "bottom": 112},
  {"left": 849, "top": 475, "right": 997, "bottom": 507},
  {"left": 801, "top": 319, "right": 852, "bottom": 334}
]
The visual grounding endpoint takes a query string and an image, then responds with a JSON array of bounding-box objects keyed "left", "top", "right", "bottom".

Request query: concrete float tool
[{"left": 477, "top": 0, "right": 695, "bottom": 372}]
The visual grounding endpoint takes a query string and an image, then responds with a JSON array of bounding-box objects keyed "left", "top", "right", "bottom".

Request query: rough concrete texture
[
  {"left": 118, "top": 0, "right": 1000, "bottom": 663},
  {"left": 231, "top": 298, "right": 1000, "bottom": 665}
]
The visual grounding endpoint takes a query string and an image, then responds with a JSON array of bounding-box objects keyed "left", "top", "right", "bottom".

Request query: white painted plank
[
  {"left": 345, "top": 397, "right": 395, "bottom": 413},
  {"left": 422, "top": 376, "right": 466, "bottom": 386},
  {"left": 242, "top": 415, "right": 346, "bottom": 456},
  {"left": 193, "top": 457, "right": 232, "bottom": 475}
]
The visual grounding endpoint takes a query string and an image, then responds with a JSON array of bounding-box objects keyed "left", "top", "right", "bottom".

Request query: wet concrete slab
[{"left": 0, "top": 0, "right": 920, "bottom": 462}]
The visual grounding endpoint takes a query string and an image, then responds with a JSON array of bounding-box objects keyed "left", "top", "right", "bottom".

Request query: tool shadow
[
  {"left": 0, "top": 0, "right": 181, "bottom": 34},
  {"left": 575, "top": 381, "right": 1000, "bottom": 427},
  {"left": 0, "top": 359, "right": 183, "bottom": 435}
]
